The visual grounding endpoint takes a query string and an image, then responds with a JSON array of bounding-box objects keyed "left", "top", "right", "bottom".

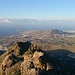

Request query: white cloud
[{"left": 0, "top": 19, "right": 13, "bottom": 23}]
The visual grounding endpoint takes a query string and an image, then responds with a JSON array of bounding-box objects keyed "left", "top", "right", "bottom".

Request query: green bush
[
  {"left": 9, "top": 69, "right": 21, "bottom": 75},
  {"left": 13, "top": 70, "right": 21, "bottom": 75}
]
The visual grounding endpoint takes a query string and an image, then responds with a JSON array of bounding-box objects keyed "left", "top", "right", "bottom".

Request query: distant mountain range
[{"left": 0, "top": 19, "right": 75, "bottom": 36}]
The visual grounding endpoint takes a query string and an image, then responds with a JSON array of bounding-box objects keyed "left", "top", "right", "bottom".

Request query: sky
[{"left": 0, "top": 0, "right": 75, "bottom": 20}]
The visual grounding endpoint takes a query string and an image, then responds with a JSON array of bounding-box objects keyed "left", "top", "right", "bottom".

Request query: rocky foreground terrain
[{"left": 0, "top": 41, "right": 74, "bottom": 75}]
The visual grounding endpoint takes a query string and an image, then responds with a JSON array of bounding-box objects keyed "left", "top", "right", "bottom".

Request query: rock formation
[{"left": 0, "top": 41, "right": 74, "bottom": 75}]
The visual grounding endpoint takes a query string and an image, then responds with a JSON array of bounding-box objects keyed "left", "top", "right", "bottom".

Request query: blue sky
[{"left": 0, "top": 0, "right": 75, "bottom": 20}]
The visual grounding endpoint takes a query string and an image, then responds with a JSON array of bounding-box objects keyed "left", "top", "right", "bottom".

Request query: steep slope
[
  {"left": 0, "top": 41, "right": 32, "bottom": 75},
  {"left": 0, "top": 41, "right": 74, "bottom": 75},
  {"left": 0, "top": 50, "right": 6, "bottom": 56}
]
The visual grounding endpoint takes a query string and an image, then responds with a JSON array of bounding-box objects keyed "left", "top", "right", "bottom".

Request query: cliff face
[
  {"left": 0, "top": 41, "right": 74, "bottom": 75},
  {"left": 21, "top": 51, "right": 52, "bottom": 75}
]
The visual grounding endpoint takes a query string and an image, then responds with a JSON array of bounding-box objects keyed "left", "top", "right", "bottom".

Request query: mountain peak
[
  {"left": 0, "top": 41, "right": 74, "bottom": 75},
  {"left": 7, "top": 41, "right": 31, "bottom": 56}
]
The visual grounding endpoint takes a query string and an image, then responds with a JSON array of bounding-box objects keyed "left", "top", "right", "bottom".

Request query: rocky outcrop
[
  {"left": 7, "top": 41, "right": 31, "bottom": 56},
  {"left": 0, "top": 41, "right": 74, "bottom": 75},
  {"left": 21, "top": 51, "right": 53, "bottom": 75},
  {"left": 0, "top": 53, "right": 18, "bottom": 75}
]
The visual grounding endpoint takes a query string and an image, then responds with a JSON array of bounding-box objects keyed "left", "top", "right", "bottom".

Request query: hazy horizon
[
  {"left": 0, "top": 0, "right": 75, "bottom": 35},
  {"left": 0, "top": 19, "right": 75, "bottom": 36}
]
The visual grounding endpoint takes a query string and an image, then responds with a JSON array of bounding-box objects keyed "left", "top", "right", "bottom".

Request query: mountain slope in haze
[{"left": 0, "top": 41, "right": 74, "bottom": 75}]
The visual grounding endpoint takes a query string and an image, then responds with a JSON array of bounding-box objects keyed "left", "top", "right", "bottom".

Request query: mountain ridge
[{"left": 0, "top": 41, "right": 74, "bottom": 75}]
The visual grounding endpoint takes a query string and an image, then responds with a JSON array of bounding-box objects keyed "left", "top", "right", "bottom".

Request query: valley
[{"left": 0, "top": 29, "right": 75, "bottom": 52}]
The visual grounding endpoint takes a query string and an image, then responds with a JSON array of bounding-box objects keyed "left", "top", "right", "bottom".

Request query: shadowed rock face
[
  {"left": 0, "top": 54, "right": 18, "bottom": 75},
  {"left": 0, "top": 41, "right": 74, "bottom": 75},
  {"left": 21, "top": 51, "right": 52, "bottom": 75},
  {"left": 7, "top": 41, "right": 31, "bottom": 56},
  {"left": 0, "top": 51, "right": 6, "bottom": 56}
]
